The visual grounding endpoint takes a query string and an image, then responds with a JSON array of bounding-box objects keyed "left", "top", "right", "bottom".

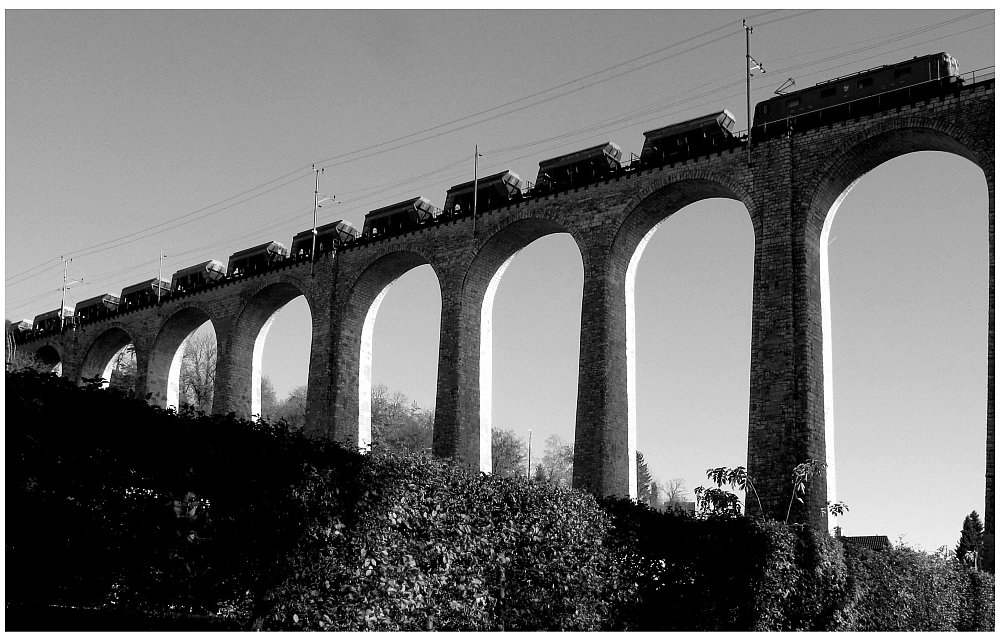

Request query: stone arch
[
  {"left": 147, "top": 304, "right": 216, "bottom": 410},
  {"left": 340, "top": 247, "right": 443, "bottom": 451},
  {"left": 34, "top": 343, "right": 63, "bottom": 374},
  {"left": 449, "top": 213, "right": 586, "bottom": 472},
  {"left": 613, "top": 171, "right": 756, "bottom": 266},
  {"left": 602, "top": 174, "right": 753, "bottom": 497},
  {"left": 78, "top": 322, "right": 140, "bottom": 386},
  {"left": 807, "top": 117, "right": 991, "bottom": 229},
  {"left": 806, "top": 117, "right": 993, "bottom": 526},
  {"left": 222, "top": 275, "right": 315, "bottom": 420},
  {"left": 469, "top": 209, "right": 592, "bottom": 280}
]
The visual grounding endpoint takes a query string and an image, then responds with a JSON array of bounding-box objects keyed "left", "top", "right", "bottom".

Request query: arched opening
[
  {"left": 79, "top": 326, "right": 136, "bottom": 393},
  {"left": 491, "top": 233, "right": 584, "bottom": 482},
  {"left": 259, "top": 296, "right": 312, "bottom": 428},
  {"left": 822, "top": 150, "right": 988, "bottom": 551},
  {"left": 337, "top": 250, "right": 436, "bottom": 451},
  {"left": 34, "top": 344, "right": 62, "bottom": 376},
  {"left": 367, "top": 264, "right": 441, "bottom": 457},
  {"left": 606, "top": 176, "right": 751, "bottom": 499},
  {"left": 147, "top": 307, "right": 216, "bottom": 412},
  {"left": 460, "top": 215, "right": 585, "bottom": 476},
  {"left": 178, "top": 322, "right": 218, "bottom": 413},
  {"left": 224, "top": 281, "right": 313, "bottom": 422},
  {"left": 631, "top": 199, "right": 754, "bottom": 509}
]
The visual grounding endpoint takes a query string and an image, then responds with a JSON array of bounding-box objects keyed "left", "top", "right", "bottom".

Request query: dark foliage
[
  {"left": 833, "top": 540, "right": 994, "bottom": 631},
  {"left": 7, "top": 369, "right": 364, "bottom": 625},
  {"left": 956, "top": 510, "right": 986, "bottom": 569},
  {"left": 7, "top": 370, "right": 994, "bottom": 631},
  {"left": 264, "top": 451, "right": 619, "bottom": 630}
]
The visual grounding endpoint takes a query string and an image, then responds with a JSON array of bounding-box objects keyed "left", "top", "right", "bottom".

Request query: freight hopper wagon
[
  {"left": 639, "top": 110, "right": 738, "bottom": 169},
  {"left": 534, "top": 142, "right": 623, "bottom": 195},
  {"left": 443, "top": 170, "right": 524, "bottom": 219},
  {"left": 226, "top": 241, "right": 289, "bottom": 278},
  {"left": 120, "top": 279, "right": 171, "bottom": 312},
  {"left": 170, "top": 260, "right": 226, "bottom": 294},
  {"left": 33, "top": 306, "right": 75, "bottom": 336},
  {"left": 290, "top": 220, "right": 360, "bottom": 258},
  {"left": 74, "top": 294, "right": 120, "bottom": 325},
  {"left": 361, "top": 198, "right": 441, "bottom": 240}
]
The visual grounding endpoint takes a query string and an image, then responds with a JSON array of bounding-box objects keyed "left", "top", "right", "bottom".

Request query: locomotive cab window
[
  {"left": 857, "top": 77, "right": 873, "bottom": 89},
  {"left": 894, "top": 67, "right": 911, "bottom": 79},
  {"left": 786, "top": 97, "right": 800, "bottom": 108}
]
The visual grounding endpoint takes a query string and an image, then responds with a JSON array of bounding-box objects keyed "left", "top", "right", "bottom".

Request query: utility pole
[
  {"left": 472, "top": 145, "right": 482, "bottom": 236},
  {"left": 527, "top": 429, "right": 532, "bottom": 479},
  {"left": 157, "top": 250, "right": 167, "bottom": 303},
  {"left": 58, "top": 256, "right": 83, "bottom": 331},
  {"left": 744, "top": 19, "right": 765, "bottom": 164},
  {"left": 311, "top": 165, "right": 324, "bottom": 276}
]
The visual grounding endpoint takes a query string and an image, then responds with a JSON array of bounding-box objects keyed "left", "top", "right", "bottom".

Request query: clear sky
[{"left": 5, "top": 8, "right": 994, "bottom": 553}]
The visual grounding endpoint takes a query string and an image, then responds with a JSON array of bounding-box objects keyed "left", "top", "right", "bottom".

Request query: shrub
[
  {"left": 7, "top": 369, "right": 363, "bottom": 621},
  {"left": 7, "top": 370, "right": 994, "bottom": 631},
  {"left": 264, "top": 451, "right": 620, "bottom": 631},
  {"left": 834, "top": 541, "right": 995, "bottom": 631}
]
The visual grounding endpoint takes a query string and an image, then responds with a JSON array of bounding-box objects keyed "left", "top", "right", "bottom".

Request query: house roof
[{"left": 841, "top": 535, "right": 892, "bottom": 551}]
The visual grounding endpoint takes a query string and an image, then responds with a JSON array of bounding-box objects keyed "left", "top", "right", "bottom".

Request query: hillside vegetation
[{"left": 7, "top": 370, "right": 994, "bottom": 631}]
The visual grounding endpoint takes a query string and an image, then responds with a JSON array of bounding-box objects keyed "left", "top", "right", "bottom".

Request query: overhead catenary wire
[
  {"left": 7, "top": 12, "right": 789, "bottom": 287},
  {"left": 6, "top": 10, "right": 990, "bottom": 317}
]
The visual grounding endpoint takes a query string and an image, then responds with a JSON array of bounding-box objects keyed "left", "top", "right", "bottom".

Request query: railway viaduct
[{"left": 19, "top": 78, "right": 994, "bottom": 568}]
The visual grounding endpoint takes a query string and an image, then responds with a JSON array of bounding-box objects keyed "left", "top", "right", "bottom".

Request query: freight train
[
  {"left": 751, "top": 52, "right": 961, "bottom": 138},
  {"left": 16, "top": 52, "right": 969, "bottom": 342}
]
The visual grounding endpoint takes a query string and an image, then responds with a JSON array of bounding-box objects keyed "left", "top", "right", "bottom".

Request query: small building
[{"left": 835, "top": 527, "right": 892, "bottom": 551}]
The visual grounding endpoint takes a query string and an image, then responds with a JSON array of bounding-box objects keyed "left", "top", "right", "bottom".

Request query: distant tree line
[{"left": 5, "top": 320, "right": 692, "bottom": 501}]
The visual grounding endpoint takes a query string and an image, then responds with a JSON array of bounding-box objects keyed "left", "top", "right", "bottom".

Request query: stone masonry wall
[{"left": 19, "top": 81, "right": 993, "bottom": 560}]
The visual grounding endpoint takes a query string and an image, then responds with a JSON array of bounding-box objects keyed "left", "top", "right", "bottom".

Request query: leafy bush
[
  {"left": 7, "top": 370, "right": 994, "bottom": 631},
  {"left": 7, "top": 369, "right": 363, "bottom": 621},
  {"left": 264, "top": 451, "right": 619, "bottom": 631},
  {"left": 833, "top": 541, "right": 994, "bottom": 631},
  {"left": 598, "top": 499, "right": 852, "bottom": 631}
]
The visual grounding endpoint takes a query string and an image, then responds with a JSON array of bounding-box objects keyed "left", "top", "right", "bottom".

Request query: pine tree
[
  {"left": 955, "top": 510, "right": 985, "bottom": 569},
  {"left": 636, "top": 451, "right": 652, "bottom": 505}
]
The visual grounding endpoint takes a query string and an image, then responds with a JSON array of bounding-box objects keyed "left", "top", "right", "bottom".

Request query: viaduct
[{"left": 18, "top": 76, "right": 994, "bottom": 569}]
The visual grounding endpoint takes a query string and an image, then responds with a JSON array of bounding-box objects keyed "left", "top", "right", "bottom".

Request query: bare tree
[
  {"left": 660, "top": 477, "right": 690, "bottom": 508},
  {"left": 534, "top": 434, "right": 574, "bottom": 489},
  {"left": 180, "top": 332, "right": 216, "bottom": 413},
  {"left": 491, "top": 428, "right": 526, "bottom": 478}
]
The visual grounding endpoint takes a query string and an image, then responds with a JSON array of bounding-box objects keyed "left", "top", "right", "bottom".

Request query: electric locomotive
[{"left": 752, "top": 52, "right": 960, "bottom": 138}]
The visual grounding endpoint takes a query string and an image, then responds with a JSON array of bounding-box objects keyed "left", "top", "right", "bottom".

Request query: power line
[
  {"left": 6, "top": 10, "right": 988, "bottom": 300},
  {"left": 11, "top": 14, "right": 791, "bottom": 287}
]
